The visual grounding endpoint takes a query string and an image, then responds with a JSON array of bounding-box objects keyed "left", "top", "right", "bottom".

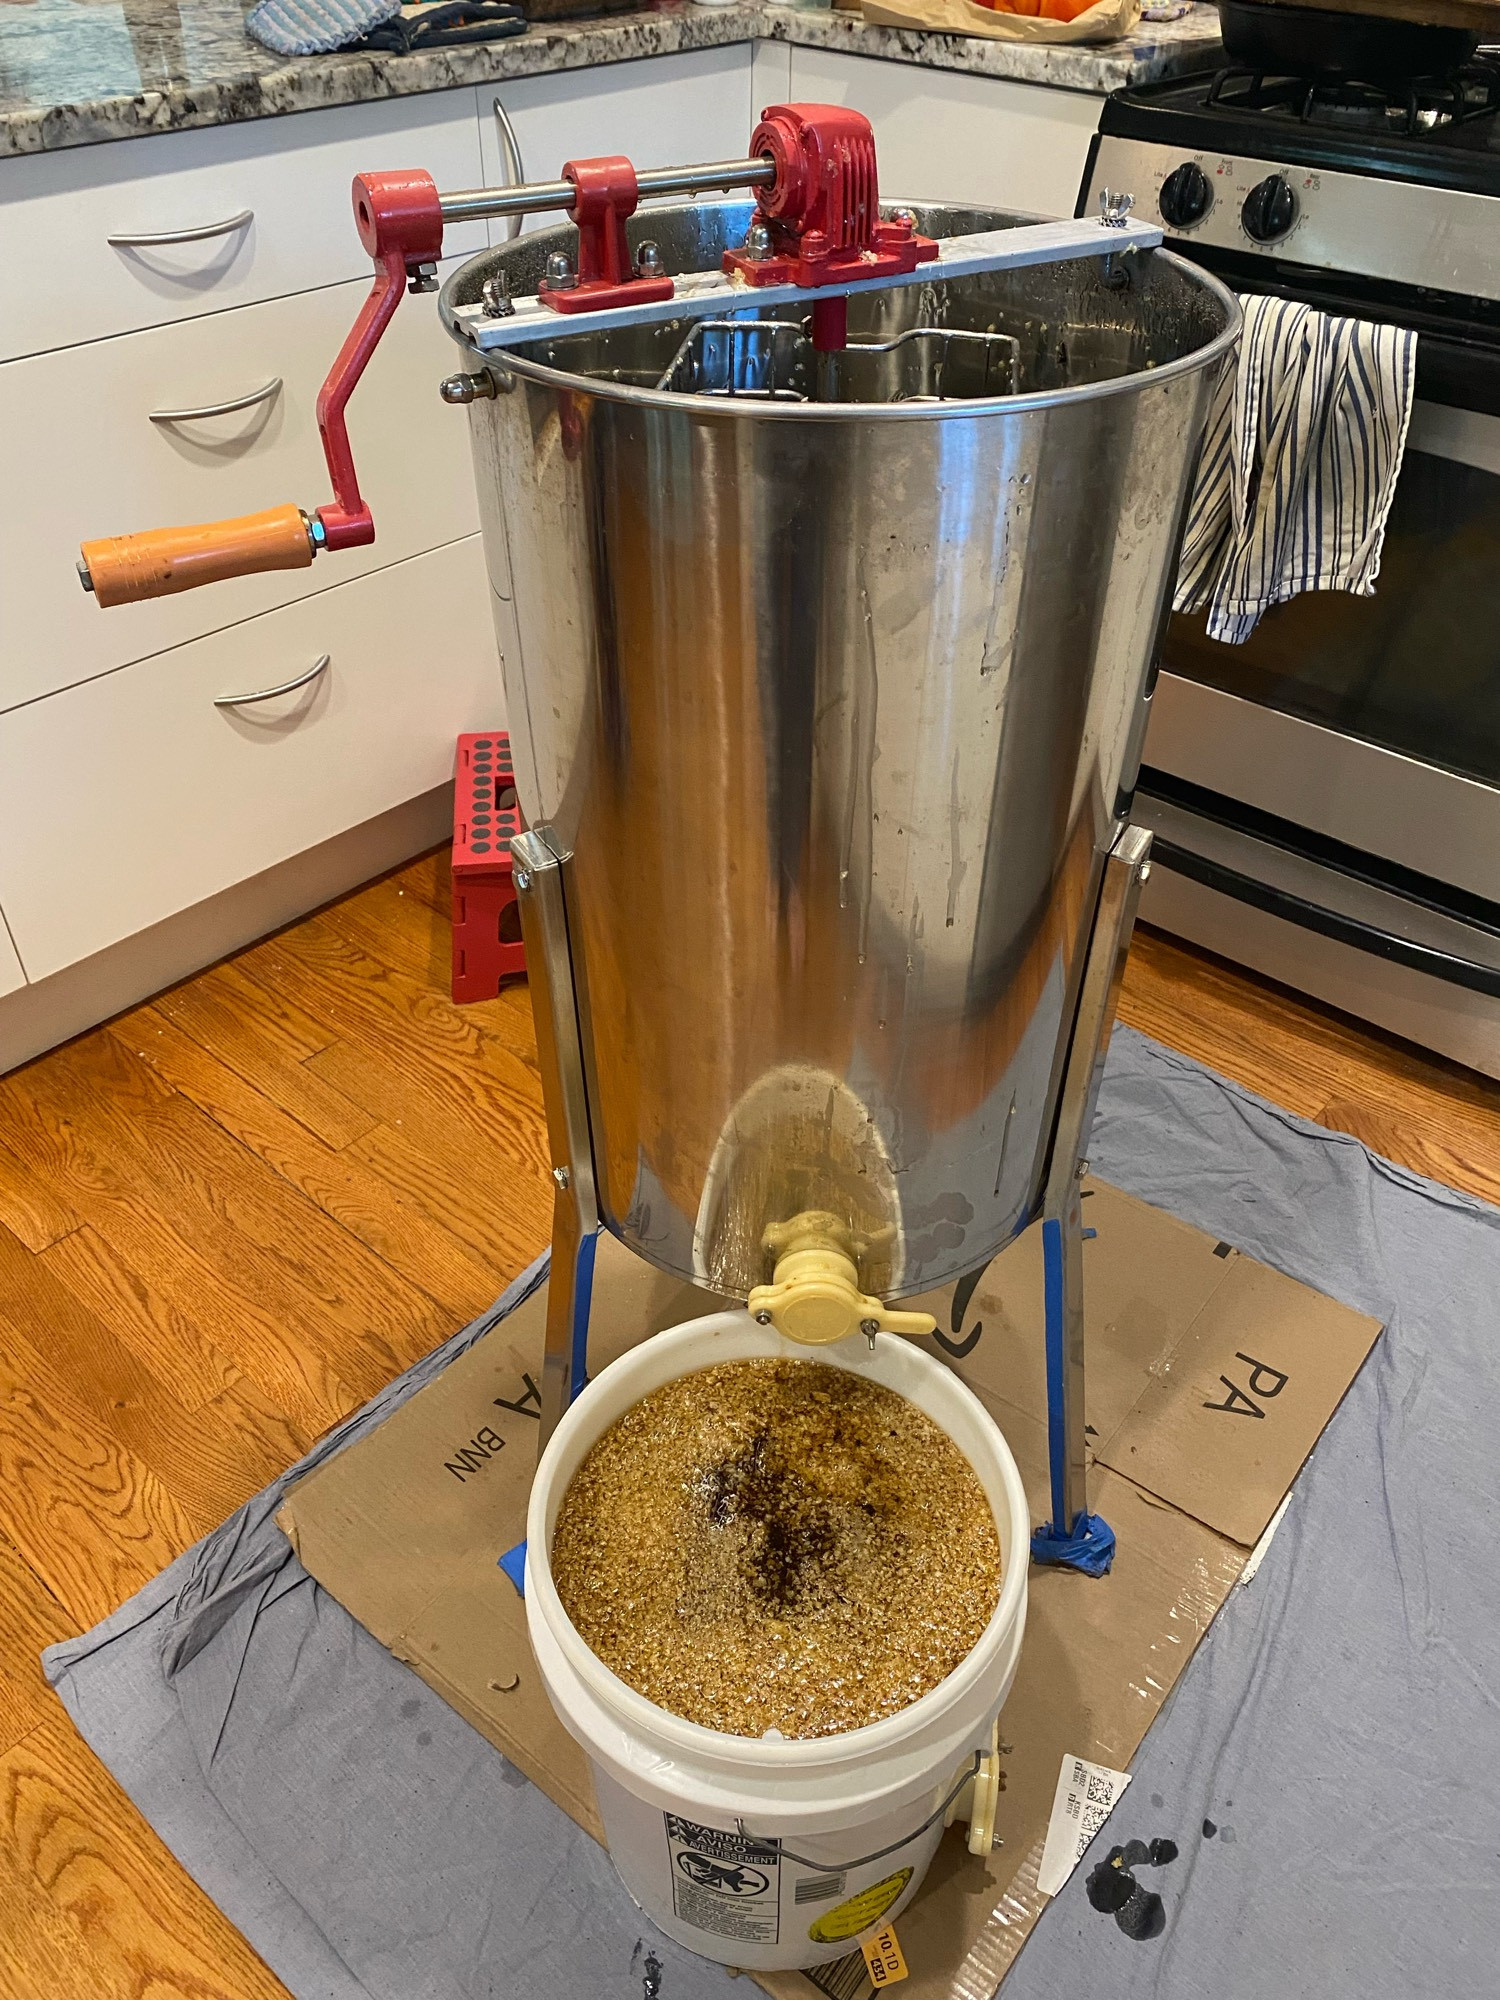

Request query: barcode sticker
[
  {"left": 1035, "top": 1753, "right": 1131, "bottom": 1897},
  {"left": 795, "top": 1872, "right": 848, "bottom": 1905},
  {"left": 861, "top": 1923, "right": 909, "bottom": 1987},
  {"left": 805, "top": 1949, "right": 873, "bottom": 2000}
]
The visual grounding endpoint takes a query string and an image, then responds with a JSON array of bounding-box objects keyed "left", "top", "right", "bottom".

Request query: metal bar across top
[
  {"left": 437, "top": 155, "right": 777, "bottom": 226},
  {"left": 452, "top": 215, "right": 1165, "bottom": 353}
]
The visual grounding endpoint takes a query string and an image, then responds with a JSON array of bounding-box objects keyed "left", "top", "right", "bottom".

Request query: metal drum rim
[{"left": 439, "top": 232, "right": 1242, "bottom": 423}]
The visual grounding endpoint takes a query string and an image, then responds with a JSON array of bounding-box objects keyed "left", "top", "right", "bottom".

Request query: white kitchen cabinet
[
  {"left": 0, "top": 90, "right": 487, "bottom": 363},
  {"left": 751, "top": 35, "right": 794, "bottom": 113},
  {"left": 785, "top": 49, "right": 1099, "bottom": 219},
  {"left": 3, "top": 256, "right": 478, "bottom": 711},
  {"left": 0, "top": 918, "right": 24, "bottom": 998},
  {"left": 478, "top": 46, "right": 755, "bottom": 240},
  {"left": 0, "top": 538, "right": 499, "bottom": 980}
]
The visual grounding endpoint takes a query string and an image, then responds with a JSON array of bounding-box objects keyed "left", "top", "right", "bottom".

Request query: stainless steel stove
[{"left": 1081, "top": 58, "right": 1500, "bottom": 1079}]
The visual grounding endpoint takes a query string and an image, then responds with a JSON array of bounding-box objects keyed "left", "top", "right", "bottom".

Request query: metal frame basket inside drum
[{"left": 439, "top": 196, "right": 1238, "bottom": 1568}]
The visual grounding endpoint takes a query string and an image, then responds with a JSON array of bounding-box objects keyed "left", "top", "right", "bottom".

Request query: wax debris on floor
[{"left": 1085, "top": 1836, "right": 1181, "bottom": 1942}]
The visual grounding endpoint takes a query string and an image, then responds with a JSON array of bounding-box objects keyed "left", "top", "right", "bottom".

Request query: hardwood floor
[
  {"left": 1119, "top": 927, "right": 1500, "bottom": 1208},
  {"left": 0, "top": 845, "right": 1495, "bottom": 1996},
  {"left": 0, "top": 848, "right": 549, "bottom": 2000}
]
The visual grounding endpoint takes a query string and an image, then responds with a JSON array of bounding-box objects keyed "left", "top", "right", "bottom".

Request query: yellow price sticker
[{"left": 861, "top": 1923, "right": 909, "bottom": 1987}]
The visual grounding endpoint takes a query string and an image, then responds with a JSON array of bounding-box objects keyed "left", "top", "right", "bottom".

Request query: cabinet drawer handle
[
  {"left": 150, "top": 377, "right": 283, "bottom": 425},
  {"left": 214, "top": 653, "right": 330, "bottom": 708},
  {"left": 492, "top": 98, "right": 526, "bottom": 243},
  {"left": 108, "top": 209, "right": 255, "bottom": 249}
]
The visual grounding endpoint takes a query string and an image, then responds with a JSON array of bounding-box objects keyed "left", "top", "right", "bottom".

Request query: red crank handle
[{"left": 78, "top": 169, "right": 444, "bottom": 609}]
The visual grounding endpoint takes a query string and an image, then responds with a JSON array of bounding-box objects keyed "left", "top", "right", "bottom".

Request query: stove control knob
[
  {"left": 1241, "top": 175, "right": 1297, "bottom": 243},
  {"left": 1158, "top": 162, "right": 1211, "bottom": 229}
]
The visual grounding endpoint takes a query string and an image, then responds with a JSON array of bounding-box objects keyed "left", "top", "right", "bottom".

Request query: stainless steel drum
[{"left": 441, "top": 202, "right": 1236, "bottom": 1311}]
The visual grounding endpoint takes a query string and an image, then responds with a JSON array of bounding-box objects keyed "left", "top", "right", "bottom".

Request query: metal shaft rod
[
  {"left": 440, "top": 178, "right": 572, "bottom": 225},
  {"left": 634, "top": 157, "right": 776, "bottom": 201},
  {"left": 438, "top": 154, "right": 775, "bottom": 226}
]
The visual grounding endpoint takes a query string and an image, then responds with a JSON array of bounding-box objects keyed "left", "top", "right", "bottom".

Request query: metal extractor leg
[
  {"left": 511, "top": 827, "right": 601, "bottom": 1457},
  {"left": 1031, "top": 822, "right": 1153, "bottom": 1573}
]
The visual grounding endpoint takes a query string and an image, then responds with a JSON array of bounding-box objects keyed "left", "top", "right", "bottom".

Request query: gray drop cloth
[
  {"left": 1004, "top": 1033, "right": 1500, "bottom": 2000},
  {"left": 42, "top": 1027, "right": 1500, "bottom": 1999}
]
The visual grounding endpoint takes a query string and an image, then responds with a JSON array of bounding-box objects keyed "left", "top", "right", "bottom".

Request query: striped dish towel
[
  {"left": 1174, "top": 294, "right": 1418, "bottom": 645},
  {"left": 247, "top": 0, "right": 401, "bottom": 56}
]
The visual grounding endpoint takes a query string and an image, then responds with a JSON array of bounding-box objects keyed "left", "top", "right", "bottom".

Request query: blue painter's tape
[
  {"left": 1038, "top": 1215, "right": 1114, "bottom": 1573},
  {"left": 570, "top": 1230, "right": 597, "bottom": 1404},
  {"left": 1031, "top": 1513, "right": 1116, "bottom": 1576},
  {"left": 1041, "top": 1215, "right": 1068, "bottom": 1536},
  {"left": 498, "top": 1538, "right": 527, "bottom": 1597}
]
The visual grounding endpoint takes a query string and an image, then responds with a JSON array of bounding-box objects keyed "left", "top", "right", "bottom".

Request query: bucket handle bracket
[{"left": 734, "top": 1749, "right": 991, "bottom": 1874}]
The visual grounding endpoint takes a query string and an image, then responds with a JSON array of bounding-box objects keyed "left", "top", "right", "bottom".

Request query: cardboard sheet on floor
[{"left": 277, "top": 1183, "right": 1379, "bottom": 2000}]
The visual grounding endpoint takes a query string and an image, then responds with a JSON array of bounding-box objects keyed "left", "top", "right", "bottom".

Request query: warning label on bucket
[{"left": 664, "top": 1816, "right": 781, "bottom": 1944}]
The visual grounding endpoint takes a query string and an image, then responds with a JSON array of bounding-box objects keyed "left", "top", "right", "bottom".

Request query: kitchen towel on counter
[
  {"left": 247, "top": 0, "right": 400, "bottom": 54},
  {"left": 1174, "top": 293, "right": 1418, "bottom": 644},
  {"left": 247, "top": 0, "right": 527, "bottom": 57},
  {"left": 346, "top": 0, "right": 529, "bottom": 52},
  {"left": 860, "top": 0, "right": 1140, "bottom": 43}
]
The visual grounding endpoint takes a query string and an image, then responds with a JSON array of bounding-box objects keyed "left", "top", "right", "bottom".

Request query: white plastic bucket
[{"left": 525, "top": 1312, "right": 1030, "bottom": 1970}]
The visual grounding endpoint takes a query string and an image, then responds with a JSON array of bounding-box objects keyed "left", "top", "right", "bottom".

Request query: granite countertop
[{"left": 0, "top": 0, "right": 1223, "bottom": 160}]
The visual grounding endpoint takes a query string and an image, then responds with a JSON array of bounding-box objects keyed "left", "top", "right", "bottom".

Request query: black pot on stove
[{"left": 1217, "top": 1, "right": 1480, "bottom": 84}]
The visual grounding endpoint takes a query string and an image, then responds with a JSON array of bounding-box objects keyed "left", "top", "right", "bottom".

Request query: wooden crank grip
[{"left": 79, "top": 504, "right": 316, "bottom": 608}]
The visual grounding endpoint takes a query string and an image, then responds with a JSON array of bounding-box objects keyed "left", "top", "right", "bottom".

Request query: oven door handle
[{"left": 1151, "top": 838, "right": 1500, "bottom": 1000}]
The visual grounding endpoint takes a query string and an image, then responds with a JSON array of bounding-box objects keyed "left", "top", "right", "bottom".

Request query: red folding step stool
[{"left": 451, "top": 732, "right": 527, "bottom": 1002}]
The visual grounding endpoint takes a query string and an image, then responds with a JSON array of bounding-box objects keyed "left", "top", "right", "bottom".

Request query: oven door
[
  {"left": 1137, "top": 316, "right": 1500, "bottom": 1075},
  {"left": 1148, "top": 395, "right": 1500, "bottom": 894}
]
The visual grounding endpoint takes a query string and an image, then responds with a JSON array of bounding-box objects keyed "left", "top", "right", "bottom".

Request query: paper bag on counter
[{"left": 861, "top": 0, "right": 1141, "bottom": 44}]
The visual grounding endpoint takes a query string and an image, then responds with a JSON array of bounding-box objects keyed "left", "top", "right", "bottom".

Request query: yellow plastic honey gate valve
[{"left": 746, "top": 1210, "right": 937, "bottom": 1347}]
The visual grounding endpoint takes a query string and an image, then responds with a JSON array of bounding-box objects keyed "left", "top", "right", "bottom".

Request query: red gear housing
[{"left": 722, "top": 104, "right": 938, "bottom": 290}]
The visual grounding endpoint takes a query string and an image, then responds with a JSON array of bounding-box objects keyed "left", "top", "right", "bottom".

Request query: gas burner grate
[{"left": 1205, "top": 57, "right": 1500, "bottom": 137}]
